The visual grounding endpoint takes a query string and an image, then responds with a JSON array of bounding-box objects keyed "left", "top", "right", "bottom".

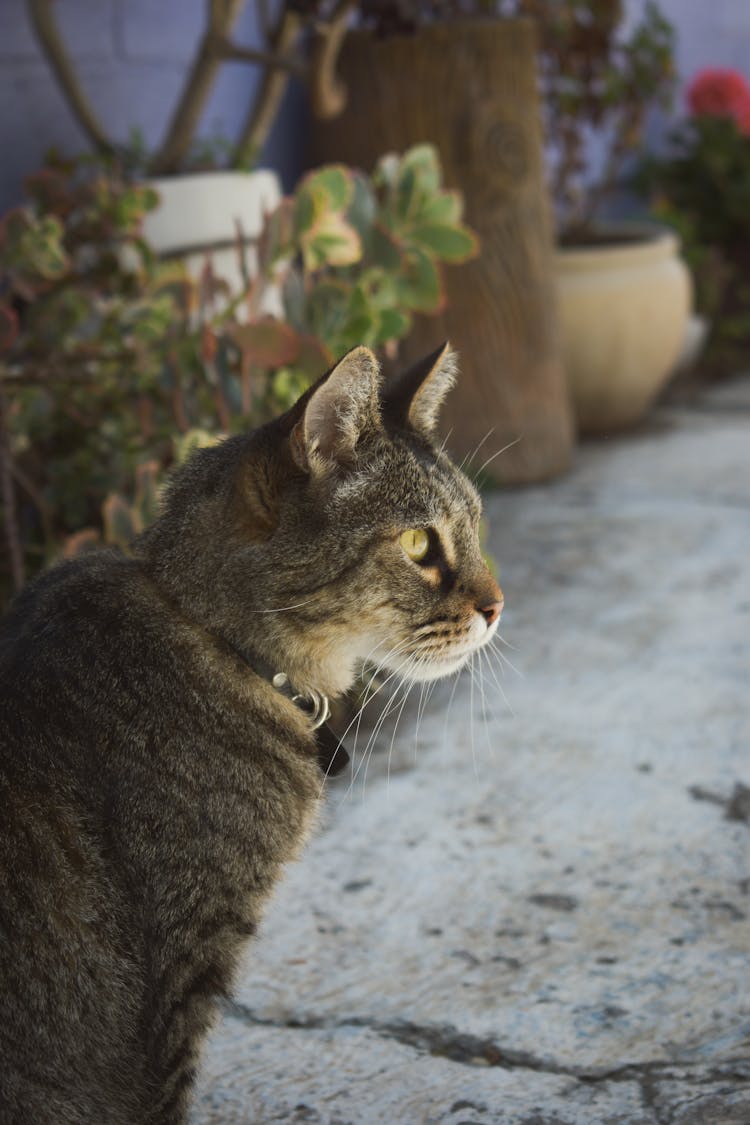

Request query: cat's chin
[{"left": 405, "top": 651, "right": 473, "bottom": 683}]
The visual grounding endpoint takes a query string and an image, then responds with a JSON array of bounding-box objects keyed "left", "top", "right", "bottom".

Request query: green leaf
[
  {"left": 409, "top": 222, "right": 479, "bottom": 263},
  {"left": 401, "top": 144, "right": 441, "bottom": 195},
  {"left": 301, "top": 212, "right": 362, "bottom": 271},
  {"left": 394, "top": 166, "right": 418, "bottom": 224},
  {"left": 306, "top": 279, "right": 352, "bottom": 346},
  {"left": 0, "top": 209, "right": 69, "bottom": 283},
  {"left": 271, "top": 366, "right": 312, "bottom": 411},
  {"left": 293, "top": 186, "right": 321, "bottom": 236},
  {"left": 369, "top": 223, "right": 404, "bottom": 272},
  {"left": 417, "top": 190, "right": 462, "bottom": 225},
  {"left": 303, "top": 165, "right": 353, "bottom": 212},
  {"left": 138, "top": 186, "right": 160, "bottom": 214},
  {"left": 262, "top": 198, "right": 296, "bottom": 264},
  {"left": 373, "top": 153, "right": 401, "bottom": 190},
  {"left": 375, "top": 307, "right": 411, "bottom": 343},
  {"left": 346, "top": 172, "right": 377, "bottom": 244},
  {"left": 398, "top": 249, "right": 444, "bottom": 314}
]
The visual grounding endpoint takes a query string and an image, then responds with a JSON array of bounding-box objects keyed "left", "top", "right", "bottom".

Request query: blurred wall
[
  {"left": 625, "top": 0, "right": 750, "bottom": 94},
  {"left": 1, "top": 0, "right": 750, "bottom": 211},
  {"left": 0, "top": 0, "right": 305, "bottom": 210}
]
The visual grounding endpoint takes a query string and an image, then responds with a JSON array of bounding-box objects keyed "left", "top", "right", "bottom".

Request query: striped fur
[{"left": 0, "top": 346, "right": 501, "bottom": 1122}]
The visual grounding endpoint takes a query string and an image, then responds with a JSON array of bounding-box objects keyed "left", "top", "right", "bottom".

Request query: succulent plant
[{"left": 0, "top": 145, "right": 477, "bottom": 601}]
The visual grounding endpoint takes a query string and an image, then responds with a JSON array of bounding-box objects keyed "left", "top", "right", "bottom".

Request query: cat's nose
[{"left": 477, "top": 591, "right": 503, "bottom": 628}]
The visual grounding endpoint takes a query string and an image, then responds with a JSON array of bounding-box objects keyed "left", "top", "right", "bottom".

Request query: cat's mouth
[{"left": 400, "top": 624, "right": 499, "bottom": 682}]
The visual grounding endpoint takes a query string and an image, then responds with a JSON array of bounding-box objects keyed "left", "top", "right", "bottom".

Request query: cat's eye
[{"left": 400, "top": 528, "right": 430, "bottom": 562}]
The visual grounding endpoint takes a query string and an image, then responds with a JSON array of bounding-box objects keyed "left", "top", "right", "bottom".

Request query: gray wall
[{"left": 0, "top": 0, "right": 305, "bottom": 209}]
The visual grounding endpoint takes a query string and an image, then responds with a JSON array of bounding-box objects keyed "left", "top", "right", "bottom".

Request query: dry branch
[
  {"left": 233, "top": 9, "right": 303, "bottom": 165},
  {"left": 150, "top": 0, "right": 247, "bottom": 175},
  {"left": 26, "top": 0, "right": 113, "bottom": 154},
  {"left": 309, "top": 0, "right": 355, "bottom": 119}
]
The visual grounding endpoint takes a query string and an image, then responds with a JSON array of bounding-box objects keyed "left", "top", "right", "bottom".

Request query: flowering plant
[
  {"left": 686, "top": 68, "right": 750, "bottom": 135},
  {"left": 638, "top": 67, "right": 750, "bottom": 376}
]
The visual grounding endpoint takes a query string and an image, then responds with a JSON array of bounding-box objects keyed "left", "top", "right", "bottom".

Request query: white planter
[
  {"left": 143, "top": 170, "right": 282, "bottom": 316},
  {"left": 555, "top": 225, "right": 693, "bottom": 434}
]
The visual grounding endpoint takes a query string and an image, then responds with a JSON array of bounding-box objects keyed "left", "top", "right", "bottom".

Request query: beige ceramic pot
[{"left": 555, "top": 225, "right": 692, "bottom": 434}]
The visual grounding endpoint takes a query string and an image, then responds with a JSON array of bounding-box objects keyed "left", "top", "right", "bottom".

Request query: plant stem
[
  {"left": 309, "top": 0, "right": 355, "bottom": 119},
  {"left": 0, "top": 375, "right": 24, "bottom": 592},
  {"left": 150, "top": 0, "right": 247, "bottom": 176},
  {"left": 233, "top": 8, "right": 302, "bottom": 165},
  {"left": 26, "top": 0, "right": 113, "bottom": 155}
]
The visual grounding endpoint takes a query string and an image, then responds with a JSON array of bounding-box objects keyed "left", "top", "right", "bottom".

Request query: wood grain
[{"left": 310, "top": 19, "right": 574, "bottom": 483}]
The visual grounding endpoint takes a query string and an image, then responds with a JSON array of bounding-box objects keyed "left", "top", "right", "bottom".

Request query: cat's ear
[
  {"left": 382, "top": 342, "right": 457, "bottom": 438},
  {"left": 290, "top": 346, "right": 382, "bottom": 474}
]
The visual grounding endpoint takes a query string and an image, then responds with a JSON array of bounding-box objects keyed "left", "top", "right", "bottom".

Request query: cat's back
[
  {"left": 1, "top": 549, "right": 245, "bottom": 763},
  {"left": 2, "top": 548, "right": 161, "bottom": 696},
  {"left": 0, "top": 552, "right": 163, "bottom": 1122},
  {"left": 0, "top": 550, "right": 320, "bottom": 1124}
]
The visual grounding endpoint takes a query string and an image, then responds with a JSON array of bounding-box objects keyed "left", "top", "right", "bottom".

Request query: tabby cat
[{"left": 0, "top": 343, "right": 502, "bottom": 1124}]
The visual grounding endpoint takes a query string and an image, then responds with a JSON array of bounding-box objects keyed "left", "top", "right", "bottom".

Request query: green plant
[
  {"left": 335, "top": 1, "right": 675, "bottom": 238},
  {"left": 25, "top": 0, "right": 358, "bottom": 175},
  {"left": 0, "top": 144, "right": 476, "bottom": 602},
  {"left": 512, "top": 0, "right": 675, "bottom": 239},
  {"left": 239, "top": 144, "right": 478, "bottom": 388},
  {"left": 639, "top": 68, "right": 750, "bottom": 377}
]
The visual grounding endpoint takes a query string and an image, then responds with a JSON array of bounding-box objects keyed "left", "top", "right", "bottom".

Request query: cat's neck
[{"left": 238, "top": 633, "right": 363, "bottom": 702}]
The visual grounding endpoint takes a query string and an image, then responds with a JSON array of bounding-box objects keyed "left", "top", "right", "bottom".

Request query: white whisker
[
  {"left": 253, "top": 596, "right": 318, "bottom": 615},
  {"left": 474, "top": 435, "right": 522, "bottom": 480},
  {"left": 458, "top": 427, "right": 496, "bottom": 473},
  {"left": 469, "top": 652, "right": 478, "bottom": 778},
  {"left": 488, "top": 637, "right": 523, "bottom": 679},
  {"left": 442, "top": 667, "right": 463, "bottom": 761},
  {"left": 483, "top": 642, "right": 517, "bottom": 717},
  {"left": 360, "top": 661, "right": 416, "bottom": 799},
  {"left": 475, "top": 646, "right": 495, "bottom": 760},
  {"left": 342, "top": 651, "right": 416, "bottom": 803}
]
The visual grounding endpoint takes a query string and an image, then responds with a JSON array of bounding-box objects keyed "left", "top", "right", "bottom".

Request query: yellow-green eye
[{"left": 400, "top": 528, "right": 430, "bottom": 562}]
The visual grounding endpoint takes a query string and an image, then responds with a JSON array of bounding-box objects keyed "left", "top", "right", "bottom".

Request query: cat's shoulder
[{"left": 0, "top": 549, "right": 167, "bottom": 666}]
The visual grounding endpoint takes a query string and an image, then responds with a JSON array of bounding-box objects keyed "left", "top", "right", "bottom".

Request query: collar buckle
[{"left": 272, "top": 672, "right": 331, "bottom": 731}]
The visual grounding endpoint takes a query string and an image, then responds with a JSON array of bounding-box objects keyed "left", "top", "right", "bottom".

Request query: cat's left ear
[
  {"left": 382, "top": 342, "right": 457, "bottom": 438},
  {"left": 290, "top": 346, "right": 382, "bottom": 474}
]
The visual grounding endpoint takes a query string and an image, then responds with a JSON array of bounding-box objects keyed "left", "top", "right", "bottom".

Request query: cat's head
[{"left": 141, "top": 345, "right": 503, "bottom": 700}]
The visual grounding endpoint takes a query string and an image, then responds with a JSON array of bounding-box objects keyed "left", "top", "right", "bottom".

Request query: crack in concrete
[
  {"left": 222, "top": 999, "right": 750, "bottom": 1097},
  {"left": 688, "top": 782, "right": 750, "bottom": 827}
]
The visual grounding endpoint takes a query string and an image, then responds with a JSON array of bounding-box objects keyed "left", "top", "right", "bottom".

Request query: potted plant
[
  {"left": 22, "top": 0, "right": 355, "bottom": 302},
  {"left": 0, "top": 143, "right": 476, "bottom": 604},
  {"left": 312, "top": 0, "right": 691, "bottom": 439},
  {"left": 529, "top": 0, "right": 693, "bottom": 433},
  {"left": 638, "top": 67, "right": 750, "bottom": 383},
  {"left": 310, "top": 1, "right": 576, "bottom": 484}
]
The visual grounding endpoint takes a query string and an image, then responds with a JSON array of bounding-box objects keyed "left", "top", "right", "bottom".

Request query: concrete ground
[{"left": 192, "top": 378, "right": 750, "bottom": 1125}]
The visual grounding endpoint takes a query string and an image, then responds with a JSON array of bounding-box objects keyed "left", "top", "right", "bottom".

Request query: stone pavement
[{"left": 192, "top": 379, "right": 750, "bottom": 1125}]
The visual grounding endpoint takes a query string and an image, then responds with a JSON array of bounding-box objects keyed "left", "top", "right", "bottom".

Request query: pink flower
[{"left": 687, "top": 68, "right": 750, "bottom": 134}]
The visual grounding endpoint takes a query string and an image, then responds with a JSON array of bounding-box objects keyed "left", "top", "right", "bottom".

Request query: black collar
[{"left": 243, "top": 658, "right": 350, "bottom": 778}]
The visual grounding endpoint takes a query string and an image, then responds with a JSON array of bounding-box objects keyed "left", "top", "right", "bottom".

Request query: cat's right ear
[
  {"left": 290, "top": 346, "right": 382, "bottom": 475},
  {"left": 381, "top": 341, "right": 457, "bottom": 438}
]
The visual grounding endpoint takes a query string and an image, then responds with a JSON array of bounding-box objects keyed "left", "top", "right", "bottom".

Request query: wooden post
[{"left": 310, "top": 19, "right": 574, "bottom": 484}]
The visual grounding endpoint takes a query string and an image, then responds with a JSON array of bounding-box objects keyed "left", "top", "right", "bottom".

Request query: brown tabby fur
[{"left": 0, "top": 344, "right": 501, "bottom": 1123}]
